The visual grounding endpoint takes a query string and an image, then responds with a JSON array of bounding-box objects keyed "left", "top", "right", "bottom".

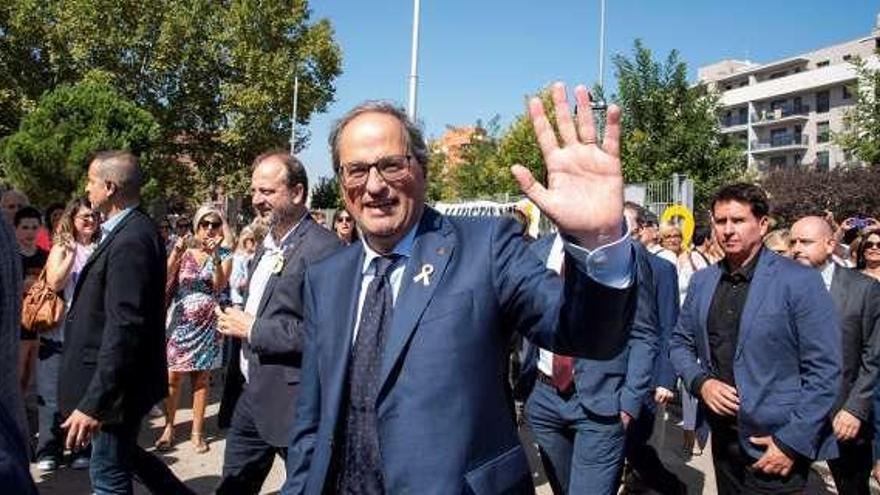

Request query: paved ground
[{"left": 29, "top": 378, "right": 878, "bottom": 494}]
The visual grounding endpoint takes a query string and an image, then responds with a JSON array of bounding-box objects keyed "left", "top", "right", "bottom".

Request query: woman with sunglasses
[
  {"left": 38, "top": 198, "right": 99, "bottom": 471},
  {"left": 156, "top": 205, "right": 232, "bottom": 453},
  {"left": 856, "top": 227, "right": 880, "bottom": 282},
  {"left": 332, "top": 208, "right": 358, "bottom": 245}
]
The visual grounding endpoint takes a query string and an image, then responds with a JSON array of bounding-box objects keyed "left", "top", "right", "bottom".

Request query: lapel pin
[
  {"left": 271, "top": 253, "right": 285, "bottom": 274},
  {"left": 413, "top": 263, "right": 435, "bottom": 287}
]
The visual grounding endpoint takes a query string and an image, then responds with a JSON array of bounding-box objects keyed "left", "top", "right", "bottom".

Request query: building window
[
  {"left": 816, "top": 90, "right": 830, "bottom": 113},
  {"left": 769, "top": 71, "right": 787, "bottom": 80},
  {"left": 816, "top": 151, "right": 830, "bottom": 171},
  {"left": 816, "top": 60, "right": 830, "bottom": 68},
  {"left": 817, "top": 121, "right": 830, "bottom": 143},
  {"left": 769, "top": 156, "right": 787, "bottom": 170},
  {"left": 842, "top": 85, "right": 852, "bottom": 100},
  {"left": 794, "top": 153, "right": 803, "bottom": 165}
]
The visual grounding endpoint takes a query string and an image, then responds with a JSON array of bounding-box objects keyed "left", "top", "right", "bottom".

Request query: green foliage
[
  {"left": 310, "top": 175, "right": 341, "bottom": 209},
  {"left": 834, "top": 56, "right": 880, "bottom": 165},
  {"left": 0, "top": 82, "right": 161, "bottom": 205},
  {"left": 613, "top": 39, "right": 746, "bottom": 211},
  {"left": 0, "top": 0, "right": 342, "bottom": 202}
]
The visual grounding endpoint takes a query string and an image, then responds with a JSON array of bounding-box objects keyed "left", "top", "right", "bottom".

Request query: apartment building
[{"left": 699, "top": 15, "right": 880, "bottom": 171}]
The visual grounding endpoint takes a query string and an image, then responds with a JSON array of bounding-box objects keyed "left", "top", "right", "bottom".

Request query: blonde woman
[{"left": 156, "top": 206, "right": 232, "bottom": 453}]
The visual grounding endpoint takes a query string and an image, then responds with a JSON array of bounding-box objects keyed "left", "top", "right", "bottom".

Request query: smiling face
[
  {"left": 73, "top": 206, "right": 98, "bottom": 241},
  {"left": 250, "top": 157, "right": 305, "bottom": 237},
  {"left": 863, "top": 233, "right": 880, "bottom": 265},
  {"left": 337, "top": 111, "right": 425, "bottom": 253}
]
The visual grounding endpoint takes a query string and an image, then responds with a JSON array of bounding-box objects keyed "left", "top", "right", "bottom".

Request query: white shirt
[
  {"left": 240, "top": 215, "right": 305, "bottom": 381},
  {"left": 537, "top": 235, "right": 566, "bottom": 376},
  {"left": 648, "top": 244, "right": 678, "bottom": 266},
  {"left": 819, "top": 260, "right": 836, "bottom": 291}
]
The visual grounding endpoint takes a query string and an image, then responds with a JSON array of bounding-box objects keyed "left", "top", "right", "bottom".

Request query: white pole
[
  {"left": 407, "top": 0, "right": 421, "bottom": 120},
  {"left": 290, "top": 75, "right": 299, "bottom": 155},
  {"left": 598, "top": 0, "right": 606, "bottom": 90}
]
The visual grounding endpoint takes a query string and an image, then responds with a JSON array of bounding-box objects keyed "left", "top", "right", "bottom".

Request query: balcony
[
  {"left": 750, "top": 134, "right": 809, "bottom": 154},
  {"left": 720, "top": 114, "right": 749, "bottom": 133},
  {"left": 751, "top": 104, "right": 810, "bottom": 127}
]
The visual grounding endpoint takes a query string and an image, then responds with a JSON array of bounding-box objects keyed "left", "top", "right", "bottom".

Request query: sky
[{"left": 299, "top": 0, "right": 880, "bottom": 183}]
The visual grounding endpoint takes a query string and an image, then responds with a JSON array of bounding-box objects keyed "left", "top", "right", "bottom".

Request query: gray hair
[
  {"left": 328, "top": 101, "right": 429, "bottom": 175},
  {"left": 91, "top": 150, "right": 142, "bottom": 200}
]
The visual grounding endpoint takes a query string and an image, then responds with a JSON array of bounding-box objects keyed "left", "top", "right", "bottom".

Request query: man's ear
[{"left": 292, "top": 183, "right": 306, "bottom": 205}]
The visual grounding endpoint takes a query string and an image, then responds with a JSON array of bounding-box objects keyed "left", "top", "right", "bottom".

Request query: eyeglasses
[
  {"left": 339, "top": 155, "right": 412, "bottom": 188},
  {"left": 863, "top": 241, "right": 880, "bottom": 250},
  {"left": 75, "top": 213, "right": 98, "bottom": 221},
  {"left": 335, "top": 216, "right": 352, "bottom": 223},
  {"left": 199, "top": 220, "right": 222, "bottom": 230}
]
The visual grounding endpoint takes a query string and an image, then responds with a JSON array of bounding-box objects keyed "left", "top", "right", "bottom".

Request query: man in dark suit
[
  {"left": 620, "top": 202, "right": 687, "bottom": 495},
  {"left": 518, "top": 230, "right": 657, "bottom": 494},
  {"left": 670, "top": 183, "right": 841, "bottom": 495},
  {"left": 215, "top": 152, "right": 340, "bottom": 494},
  {"left": 59, "top": 151, "right": 192, "bottom": 494},
  {"left": 790, "top": 215, "right": 880, "bottom": 495},
  {"left": 0, "top": 213, "right": 37, "bottom": 494},
  {"left": 284, "top": 83, "right": 637, "bottom": 494}
]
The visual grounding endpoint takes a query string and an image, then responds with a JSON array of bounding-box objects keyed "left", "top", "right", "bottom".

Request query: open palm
[{"left": 512, "top": 83, "right": 624, "bottom": 250}]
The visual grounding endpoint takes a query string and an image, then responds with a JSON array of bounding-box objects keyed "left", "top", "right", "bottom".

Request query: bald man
[{"left": 791, "top": 216, "right": 880, "bottom": 495}]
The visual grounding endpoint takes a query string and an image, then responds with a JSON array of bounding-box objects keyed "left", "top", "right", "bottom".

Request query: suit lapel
[
  {"left": 377, "top": 209, "right": 454, "bottom": 401},
  {"left": 254, "top": 218, "right": 312, "bottom": 317},
  {"left": 829, "top": 264, "right": 846, "bottom": 313},
  {"left": 71, "top": 208, "right": 139, "bottom": 304},
  {"left": 735, "top": 253, "right": 774, "bottom": 358}
]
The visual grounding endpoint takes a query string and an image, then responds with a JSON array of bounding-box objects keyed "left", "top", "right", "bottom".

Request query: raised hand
[{"left": 512, "top": 82, "right": 624, "bottom": 250}]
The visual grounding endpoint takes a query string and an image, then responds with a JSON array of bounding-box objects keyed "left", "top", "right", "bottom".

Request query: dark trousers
[
  {"left": 525, "top": 380, "right": 625, "bottom": 495},
  {"left": 90, "top": 416, "right": 192, "bottom": 495},
  {"left": 216, "top": 390, "right": 287, "bottom": 495},
  {"left": 709, "top": 416, "right": 810, "bottom": 495},
  {"left": 623, "top": 405, "right": 686, "bottom": 494},
  {"left": 827, "top": 438, "right": 873, "bottom": 495}
]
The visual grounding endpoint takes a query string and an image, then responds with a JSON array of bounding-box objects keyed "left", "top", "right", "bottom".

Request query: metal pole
[
  {"left": 598, "top": 0, "right": 606, "bottom": 90},
  {"left": 407, "top": 0, "right": 421, "bottom": 120},
  {"left": 289, "top": 75, "right": 299, "bottom": 155}
]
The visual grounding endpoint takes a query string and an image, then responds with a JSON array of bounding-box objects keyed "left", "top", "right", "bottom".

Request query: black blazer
[
  {"left": 830, "top": 264, "right": 880, "bottom": 426},
  {"left": 219, "top": 216, "right": 340, "bottom": 447},
  {"left": 59, "top": 208, "right": 168, "bottom": 425}
]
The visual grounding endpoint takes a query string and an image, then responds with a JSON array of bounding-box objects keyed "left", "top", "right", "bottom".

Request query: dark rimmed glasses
[
  {"left": 339, "top": 154, "right": 413, "bottom": 188},
  {"left": 864, "top": 241, "right": 880, "bottom": 250}
]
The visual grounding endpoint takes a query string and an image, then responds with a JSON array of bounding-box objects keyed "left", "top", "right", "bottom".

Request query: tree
[
  {"left": 310, "top": 175, "right": 341, "bottom": 209},
  {"left": 613, "top": 39, "right": 746, "bottom": 210},
  {"left": 0, "top": 82, "right": 164, "bottom": 206},
  {"left": 761, "top": 167, "right": 880, "bottom": 225},
  {"left": 834, "top": 56, "right": 880, "bottom": 165},
  {"left": 0, "top": 0, "right": 342, "bottom": 200}
]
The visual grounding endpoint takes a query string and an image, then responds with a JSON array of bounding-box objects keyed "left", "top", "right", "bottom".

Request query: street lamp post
[
  {"left": 594, "top": 0, "right": 607, "bottom": 112},
  {"left": 407, "top": 0, "right": 421, "bottom": 120},
  {"left": 289, "top": 75, "right": 299, "bottom": 155}
]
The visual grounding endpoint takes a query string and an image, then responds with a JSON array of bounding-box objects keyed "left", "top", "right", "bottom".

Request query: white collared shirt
[
  {"left": 99, "top": 205, "right": 137, "bottom": 243},
  {"left": 538, "top": 235, "right": 566, "bottom": 376},
  {"left": 240, "top": 214, "right": 306, "bottom": 381}
]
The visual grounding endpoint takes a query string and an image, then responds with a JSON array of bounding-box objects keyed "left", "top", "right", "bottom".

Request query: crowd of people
[{"left": 0, "top": 81, "right": 877, "bottom": 495}]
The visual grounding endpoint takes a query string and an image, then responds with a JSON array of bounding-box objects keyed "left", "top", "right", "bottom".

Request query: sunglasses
[
  {"left": 199, "top": 220, "right": 222, "bottom": 230},
  {"left": 336, "top": 216, "right": 352, "bottom": 223},
  {"left": 863, "top": 241, "right": 880, "bottom": 250}
]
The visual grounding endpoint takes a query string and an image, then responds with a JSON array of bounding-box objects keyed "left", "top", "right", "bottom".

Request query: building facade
[{"left": 699, "top": 16, "right": 880, "bottom": 171}]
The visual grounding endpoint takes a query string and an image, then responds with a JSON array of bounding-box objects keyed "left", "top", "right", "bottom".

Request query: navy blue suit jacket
[
  {"left": 284, "top": 209, "right": 636, "bottom": 494},
  {"left": 519, "top": 235, "right": 659, "bottom": 419},
  {"left": 669, "top": 250, "right": 841, "bottom": 460},
  {"left": 645, "top": 252, "right": 679, "bottom": 398}
]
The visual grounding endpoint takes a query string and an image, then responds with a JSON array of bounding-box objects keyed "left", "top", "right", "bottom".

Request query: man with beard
[
  {"left": 789, "top": 216, "right": 880, "bottom": 495},
  {"left": 215, "top": 151, "right": 340, "bottom": 494}
]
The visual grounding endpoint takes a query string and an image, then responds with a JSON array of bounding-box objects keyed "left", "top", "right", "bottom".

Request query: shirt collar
[
  {"left": 360, "top": 222, "right": 419, "bottom": 275},
  {"left": 819, "top": 260, "right": 836, "bottom": 288},
  {"left": 721, "top": 246, "right": 762, "bottom": 282},
  {"left": 263, "top": 212, "right": 307, "bottom": 253},
  {"left": 100, "top": 205, "right": 137, "bottom": 240}
]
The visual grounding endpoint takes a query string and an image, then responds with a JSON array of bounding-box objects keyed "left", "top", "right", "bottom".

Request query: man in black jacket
[
  {"left": 59, "top": 151, "right": 191, "bottom": 495},
  {"left": 215, "top": 151, "right": 340, "bottom": 494},
  {"left": 790, "top": 216, "right": 880, "bottom": 495}
]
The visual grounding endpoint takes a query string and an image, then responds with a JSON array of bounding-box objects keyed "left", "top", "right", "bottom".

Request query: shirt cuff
[{"left": 562, "top": 222, "right": 633, "bottom": 289}]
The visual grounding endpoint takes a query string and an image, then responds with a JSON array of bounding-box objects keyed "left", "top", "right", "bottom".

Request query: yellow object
[{"left": 661, "top": 204, "right": 695, "bottom": 248}]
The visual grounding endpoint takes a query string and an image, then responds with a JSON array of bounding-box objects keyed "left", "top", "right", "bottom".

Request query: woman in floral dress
[{"left": 155, "top": 206, "right": 232, "bottom": 453}]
